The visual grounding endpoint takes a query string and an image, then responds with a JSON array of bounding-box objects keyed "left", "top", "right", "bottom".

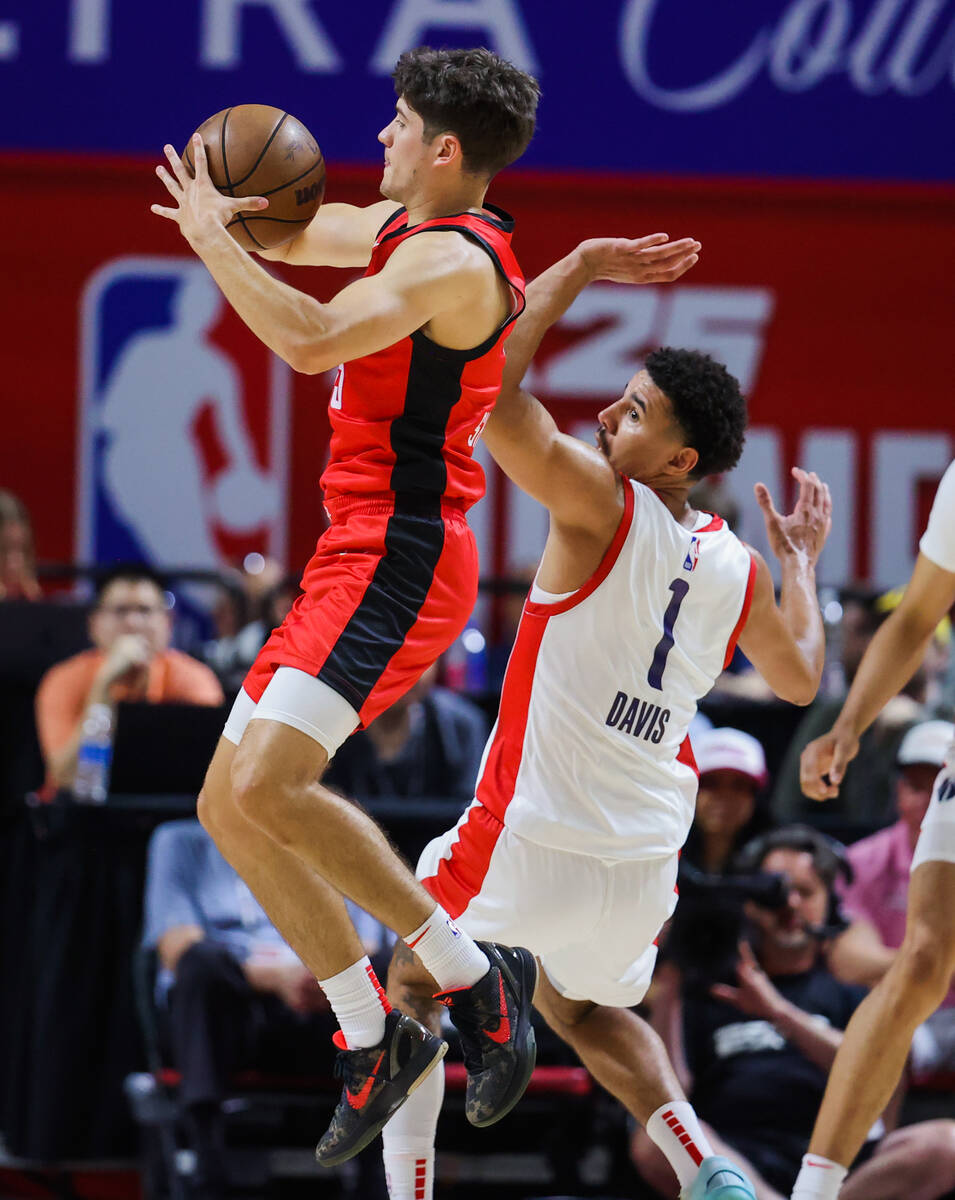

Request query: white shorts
[
  {"left": 221, "top": 666, "right": 359, "bottom": 757},
  {"left": 416, "top": 804, "right": 679, "bottom": 1008},
  {"left": 912, "top": 763, "right": 955, "bottom": 871}
]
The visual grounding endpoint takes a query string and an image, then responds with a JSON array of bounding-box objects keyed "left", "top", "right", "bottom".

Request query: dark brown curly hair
[{"left": 392, "top": 46, "right": 540, "bottom": 177}]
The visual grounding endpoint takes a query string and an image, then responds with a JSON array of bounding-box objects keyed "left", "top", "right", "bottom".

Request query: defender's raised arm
[{"left": 482, "top": 235, "right": 700, "bottom": 528}]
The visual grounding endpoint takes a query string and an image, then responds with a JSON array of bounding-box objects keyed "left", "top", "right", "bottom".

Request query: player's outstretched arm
[
  {"left": 499, "top": 235, "right": 701, "bottom": 399},
  {"left": 482, "top": 235, "right": 700, "bottom": 529},
  {"left": 800, "top": 552, "right": 955, "bottom": 800},
  {"left": 152, "top": 137, "right": 479, "bottom": 373},
  {"left": 257, "top": 199, "right": 398, "bottom": 268},
  {"left": 737, "top": 468, "right": 832, "bottom": 706}
]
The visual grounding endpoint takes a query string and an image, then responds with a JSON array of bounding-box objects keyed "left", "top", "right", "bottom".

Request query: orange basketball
[{"left": 182, "top": 104, "right": 325, "bottom": 250}]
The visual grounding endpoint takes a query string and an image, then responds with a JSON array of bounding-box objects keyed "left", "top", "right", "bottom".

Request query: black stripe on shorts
[{"left": 316, "top": 496, "right": 447, "bottom": 713}]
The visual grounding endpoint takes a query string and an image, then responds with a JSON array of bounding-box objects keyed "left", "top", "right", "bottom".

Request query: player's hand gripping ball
[{"left": 181, "top": 104, "right": 325, "bottom": 250}]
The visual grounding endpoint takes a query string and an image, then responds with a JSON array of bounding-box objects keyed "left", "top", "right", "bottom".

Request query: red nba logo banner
[{"left": 77, "top": 256, "right": 290, "bottom": 571}]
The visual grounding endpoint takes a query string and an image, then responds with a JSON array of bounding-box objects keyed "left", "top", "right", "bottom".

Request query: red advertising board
[{"left": 2, "top": 155, "right": 953, "bottom": 590}]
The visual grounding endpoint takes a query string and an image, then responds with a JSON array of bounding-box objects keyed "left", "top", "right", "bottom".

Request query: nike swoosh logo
[
  {"left": 346, "top": 1050, "right": 385, "bottom": 1110},
  {"left": 485, "top": 973, "right": 511, "bottom": 1045}
]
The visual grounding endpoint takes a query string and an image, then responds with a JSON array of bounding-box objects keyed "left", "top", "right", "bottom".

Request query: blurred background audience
[
  {"left": 682, "top": 727, "right": 772, "bottom": 875},
  {"left": 835, "top": 720, "right": 955, "bottom": 1072},
  {"left": 633, "top": 826, "right": 955, "bottom": 1200},
  {"left": 324, "top": 662, "right": 488, "bottom": 807},
  {"left": 34, "top": 564, "right": 223, "bottom": 791},
  {"left": 771, "top": 588, "right": 951, "bottom": 833},
  {"left": 0, "top": 490, "right": 40, "bottom": 602}
]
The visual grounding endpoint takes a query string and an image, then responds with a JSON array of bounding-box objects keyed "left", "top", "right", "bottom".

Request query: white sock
[
  {"left": 791, "top": 1153, "right": 848, "bottom": 1200},
  {"left": 646, "top": 1101, "right": 715, "bottom": 1189},
  {"left": 402, "top": 906, "right": 489, "bottom": 992},
  {"left": 382, "top": 1056, "right": 444, "bottom": 1199},
  {"left": 318, "top": 956, "right": 391, "bottom": 1049}
]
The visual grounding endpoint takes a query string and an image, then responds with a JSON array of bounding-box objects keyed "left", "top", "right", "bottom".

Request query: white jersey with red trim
[{"left": 475, "top": 478, "right": 756, "bottom": 860}]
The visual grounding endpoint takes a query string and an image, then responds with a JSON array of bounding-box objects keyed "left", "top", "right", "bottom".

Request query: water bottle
[{"left": 73, "top": 702, "right": 114, "bottom": 804}]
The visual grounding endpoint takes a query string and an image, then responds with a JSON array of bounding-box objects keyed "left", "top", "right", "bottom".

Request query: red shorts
[{"left": 243, "top": 494, "right": 478, "bottom": 727}]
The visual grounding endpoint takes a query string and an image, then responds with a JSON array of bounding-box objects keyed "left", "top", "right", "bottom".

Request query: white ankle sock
[
  {"left": 646, "top": 1101, "right": 715, "bottom": 1189},
  {"left": 402, "top": 906, "right": 489, "bottom": 992},
  {"left": 791, "top": 1153, "right": 848, "bottom": 1199},
  {"left": 318, "top": 956, "right": 391, "bottom": 1049},
  {"left": 381, "top": 1056, "right": 444, "bottom": 1199}
]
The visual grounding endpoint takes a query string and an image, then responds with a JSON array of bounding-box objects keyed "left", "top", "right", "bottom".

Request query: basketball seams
[
  {"left": 257, "top": 156, "right": 324, "bottom": 197},
  {"left": 219, "top": 107, "right": 237, "bottom": 197},
  {"left": 183, "top": 103, "right": 322, "bottom": 251},
  {"left": 229, "top": 112, "right": 290, "bottom": 189},
  {"left": 227, "top": 215, "right": 315, "bottom": 226}
]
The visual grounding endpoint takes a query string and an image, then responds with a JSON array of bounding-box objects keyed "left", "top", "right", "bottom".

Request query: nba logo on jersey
[
  {"left": 77, "top": 256, "right": 290, "bottom": 571},
  {"left": 683, "top": 537, "right": 701, "bottom": 573}
]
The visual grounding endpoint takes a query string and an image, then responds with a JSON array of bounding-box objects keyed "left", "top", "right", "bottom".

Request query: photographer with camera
[{"left": 632, "top": 826, "right": 955, "bottom": 1200}]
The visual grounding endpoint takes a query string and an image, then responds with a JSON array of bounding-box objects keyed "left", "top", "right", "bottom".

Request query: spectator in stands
[
  {"left": 143, "top": 819, "right": 368, "bottom": 1199},
  {"left": 682, "top": 727, "right": 773, "bottom": 874},
  {"left": 873, "top": 587, "right": 952, "bottom": 718},
  {"left": 0, "top": 489, "right": 41, "bottom": 601},
  {"left": 486, "top": 562, "right": 538, "bottom": 693},
  {"left": 688, "top": 475, "right": 741, "bottom": 534},
  {"left": 34, "top": 564, "right": 223, "bottom": 789},
  {"left": 204, "top": 564, "right": 301, "bottom": 698},
  {"left": 324, "top": 661, "right": 487, "bottom": 804},
  {"left": 833, "top": 719, "right": 955, "bottom": 1070},
  {"left": 772, "top": 589, "right": 908, "bottom": 829},
  {"left": 633, "top": 825, "right": 955, "bottom": 1200}
]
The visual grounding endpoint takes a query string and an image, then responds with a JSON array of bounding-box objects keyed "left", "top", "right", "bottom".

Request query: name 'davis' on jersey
[{"left": 605, "top": 691, "right": 670, "bottom": 744}]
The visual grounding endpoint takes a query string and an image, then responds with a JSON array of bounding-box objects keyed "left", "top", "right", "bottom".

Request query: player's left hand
[
  {"left": 151, "top": 133, "right": 268, "bottom": 247},
  {"left": 755, "top": 466, "right": 832, "bottom": 569},
  {"left": 709, "top": 942, "right": 783, "bottom": 1018},
  {"left": 577, "top": 234, "right": 701, "bottom": 285}
]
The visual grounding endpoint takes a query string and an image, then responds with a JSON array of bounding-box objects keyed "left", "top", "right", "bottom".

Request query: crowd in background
[{"left": 2, "top": 483, "right": 955, "bottom": 1199}]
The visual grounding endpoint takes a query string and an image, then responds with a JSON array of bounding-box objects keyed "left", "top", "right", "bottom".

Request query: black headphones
[{"left": 731, "top": 824, "right": 854, "bottom": 936}]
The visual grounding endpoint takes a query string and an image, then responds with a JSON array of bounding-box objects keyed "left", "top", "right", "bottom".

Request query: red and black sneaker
[
  {"left": 314, "top": 1010, "right": 446, "bottom": 1168},
  {"left": 434, "top": 941, "right": 537, "bottom": 1127}
]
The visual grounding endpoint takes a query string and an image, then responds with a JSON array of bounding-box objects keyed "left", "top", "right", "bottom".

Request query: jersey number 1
[{"left": 647, "top": 578, "right": 689, "bottom": 690}]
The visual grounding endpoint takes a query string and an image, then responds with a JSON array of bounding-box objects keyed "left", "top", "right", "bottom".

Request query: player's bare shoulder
[{"left": 386, "top": 228, "right": 510, "bottom": 349}]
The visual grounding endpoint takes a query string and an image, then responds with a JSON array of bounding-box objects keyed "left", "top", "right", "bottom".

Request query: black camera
[
  {"left": 666, "top": 826, "right": 854, "bottom": 988},
  {"left": 665, "top": 861, "right": 790, "bottom": 987}
]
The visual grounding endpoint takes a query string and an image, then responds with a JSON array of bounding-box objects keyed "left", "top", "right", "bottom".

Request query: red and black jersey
[{"left": 320, "top": 204, "right": 525, "bottom": 510}]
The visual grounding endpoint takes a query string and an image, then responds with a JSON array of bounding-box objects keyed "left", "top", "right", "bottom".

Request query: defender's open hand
[
  {"left": 577, "top": 233, "right": 701, "bottom": 285},
  {"left": 755, "top": 467, "right": 832, "bottom": 570}
]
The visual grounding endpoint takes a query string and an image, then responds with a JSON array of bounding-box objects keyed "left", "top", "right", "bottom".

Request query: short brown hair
[{"left": 392, "top": 46, "right": 539, "bottom": 177}]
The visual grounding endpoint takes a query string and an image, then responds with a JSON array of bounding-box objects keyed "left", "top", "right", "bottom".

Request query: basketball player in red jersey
[{"left": 151, "top": 45, "right": 703, "bottom": 1164}]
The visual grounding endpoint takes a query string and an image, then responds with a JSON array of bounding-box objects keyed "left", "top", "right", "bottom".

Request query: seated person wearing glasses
[{"left": 34, "top": 564, "right": 223, "bottom": 790}]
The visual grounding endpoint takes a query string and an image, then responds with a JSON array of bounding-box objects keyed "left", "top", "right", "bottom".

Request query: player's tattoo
[
  {"left": 389, "top": 940, "right": 442, "bottom": 1034},
  {"left": 391, "top": 938, "right": 417, "bottom": 968}
]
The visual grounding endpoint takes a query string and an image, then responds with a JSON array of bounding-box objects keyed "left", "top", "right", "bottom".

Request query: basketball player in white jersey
[
  {"left": 381, "top": 237, "right": 833, "bottom": 1200},
  {"left": 788, "top": 462, "right": 955, "bottom": 1200}
]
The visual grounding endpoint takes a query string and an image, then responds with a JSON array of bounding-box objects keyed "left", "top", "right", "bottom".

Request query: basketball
[{"left": 181, "top": 104, "right": 325, "bottom": 251}]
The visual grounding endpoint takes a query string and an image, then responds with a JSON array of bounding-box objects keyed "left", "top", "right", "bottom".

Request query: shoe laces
[{"left": 332, "top": 1048, "right": 364, "bottom": 1092}]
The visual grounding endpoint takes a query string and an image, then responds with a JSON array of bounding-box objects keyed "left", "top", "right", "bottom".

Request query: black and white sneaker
[
  {"left": 314, "top": 1010, "right": 446, "bottom": 1167},
  {"left": 434, "top": 941, "right": 537, "bottom": 1127}
]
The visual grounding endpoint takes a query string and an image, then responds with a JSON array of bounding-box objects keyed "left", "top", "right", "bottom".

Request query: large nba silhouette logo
[{"left": 77, "top": 256, "right": 290, "bottom": 569}]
